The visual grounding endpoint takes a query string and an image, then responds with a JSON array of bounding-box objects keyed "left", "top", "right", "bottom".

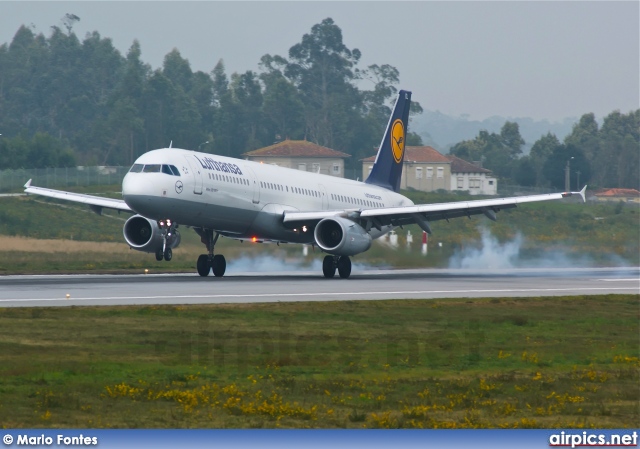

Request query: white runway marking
[
  {"left": 1, "top": 286, "right": 636, "bottom": 303},
  {"left": 597, "top": 278, "right": 639, "bottom": 282}
]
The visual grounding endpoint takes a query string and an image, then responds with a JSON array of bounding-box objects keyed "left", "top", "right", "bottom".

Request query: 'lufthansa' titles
[{"left": 194, "top": 155, "right": 243, "bottom": 176}]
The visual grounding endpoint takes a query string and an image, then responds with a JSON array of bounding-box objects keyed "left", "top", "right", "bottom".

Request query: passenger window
[
  {"left": 143, "top": 164, "right": 161, "bottom": 173},
  {"left": 129, "top": 164, "right": 143, "bottom": 173}
]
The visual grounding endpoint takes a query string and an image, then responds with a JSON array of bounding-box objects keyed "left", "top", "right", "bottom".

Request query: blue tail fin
[{"left": 365, "top": 90, "right": 412, "bottom": 192}]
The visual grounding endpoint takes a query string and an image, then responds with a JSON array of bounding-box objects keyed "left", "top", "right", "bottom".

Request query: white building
[{"left": 446, "top": 155, "right": 497, "bottom": 195}]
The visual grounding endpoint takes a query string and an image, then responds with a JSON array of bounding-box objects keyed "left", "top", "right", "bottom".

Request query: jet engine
[
  {"left": 313, "top": 217, "right": 372, "bottom": 256},
  {"left": 123, "top": 215, "right": 180, "bottom": 253}
]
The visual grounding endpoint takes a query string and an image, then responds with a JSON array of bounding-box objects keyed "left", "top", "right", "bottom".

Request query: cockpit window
[
  {"left": 142, "top": 164, "right": 161, "bottom": 173},
  {"left": 132, "top": 163, "right": 180, "bottom": 175}
]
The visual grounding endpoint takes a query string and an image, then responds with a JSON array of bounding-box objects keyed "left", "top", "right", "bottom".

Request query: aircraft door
[
  {"left": 246, "top": 166, "right": 261, "bottom": 204},
  {"left": 184, "top": 155, "right": 203, "bottom": 195},
  {"left": 318, "top": 184, "right": 328, "bottom": 210}
]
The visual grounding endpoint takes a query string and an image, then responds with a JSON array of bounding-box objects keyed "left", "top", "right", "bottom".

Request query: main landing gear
[
  {"left": 322, "top": 255, "right": 352, "bottom": 279},
  {"left": 196, "top": 229, "right": 226, "bottom": 277}
]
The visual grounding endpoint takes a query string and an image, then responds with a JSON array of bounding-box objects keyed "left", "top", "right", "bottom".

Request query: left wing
[
  {"left": 23, "top": 179, "right": 132, "bottom": 215},
  {"left": 283, "top": 186, "right": 587, "bottom": 233}
]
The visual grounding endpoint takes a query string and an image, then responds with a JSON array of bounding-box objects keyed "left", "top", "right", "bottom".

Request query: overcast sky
[{"left": 1, "top": 1, "right": 638, "bottom": 121}]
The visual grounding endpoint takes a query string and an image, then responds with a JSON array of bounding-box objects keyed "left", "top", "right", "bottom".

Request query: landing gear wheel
[
  {"left": 155, "top": 249, "right": 164, "bottom": 261},
  {"left": 212, "top": 254, "right": 226, "bottom": 277},
  {"left": 163, "top": 247, "right": 172, "bottom": 261},
  {"left": 322, "top": 255, "right": 336, "bottom": 278},
  {"left": 197, "top": 254, "right": 210, "bottom": 277},
  {"left": 337, "top": 256, "right": 352, "bottom": 279}
]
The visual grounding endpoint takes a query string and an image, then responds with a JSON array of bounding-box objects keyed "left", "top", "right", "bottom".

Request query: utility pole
[{"left": 564, "top": 157, "right": 574, "bottom": 191}]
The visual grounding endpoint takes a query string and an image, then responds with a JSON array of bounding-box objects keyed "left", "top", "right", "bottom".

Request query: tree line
[
  {"left": 449, "top": 111, "right": 639, "bottom": 190},
  {"left": 0, "top": 16, "right": 637, "bottom": 190}
]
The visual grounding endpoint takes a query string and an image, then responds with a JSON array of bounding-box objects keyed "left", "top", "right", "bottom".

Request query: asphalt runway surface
[{"left": 0, "top": 267, "right": 638, "bottom": 308}]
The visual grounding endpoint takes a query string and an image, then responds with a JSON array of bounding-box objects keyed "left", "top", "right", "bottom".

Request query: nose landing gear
[{"left": 156, "top": 220, "right": 176, "bottom": 261}]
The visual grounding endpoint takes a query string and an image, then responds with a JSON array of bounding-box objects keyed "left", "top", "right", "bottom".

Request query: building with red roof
[
  {"left": 243, "top": 139, "right": 350, "bottom": 177},
  {"left": 593, "top": 188, "right": 640, "bottom": 203},
  {"left": 362, "top": 146, "right": 452, "bottom": 192}
]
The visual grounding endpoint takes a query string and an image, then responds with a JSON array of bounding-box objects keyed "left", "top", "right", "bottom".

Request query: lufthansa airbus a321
[{"left": 24, "top": 90, "right": 586, "bottom": 279}]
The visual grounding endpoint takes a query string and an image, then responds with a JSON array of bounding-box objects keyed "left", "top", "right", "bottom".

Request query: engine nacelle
[
  {"left": 314, "top": 216, "right": 372, "bottom": 256},
  {"left": 123, "top": 215, "right": 181, "bottom": 253}
]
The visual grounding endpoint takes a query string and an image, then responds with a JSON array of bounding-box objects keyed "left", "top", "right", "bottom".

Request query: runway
[{"left": 0, "top": 267, "right": 638, "bottom": 308}]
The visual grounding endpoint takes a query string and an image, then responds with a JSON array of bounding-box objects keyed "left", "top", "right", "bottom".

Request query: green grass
[{"left": 0, "top": 295, "right": 637, "bottom": 428}]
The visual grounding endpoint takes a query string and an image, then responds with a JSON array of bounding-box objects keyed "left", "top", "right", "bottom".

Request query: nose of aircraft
[{"left": 122, "top": 172, "right": 156, "bottom": 215}]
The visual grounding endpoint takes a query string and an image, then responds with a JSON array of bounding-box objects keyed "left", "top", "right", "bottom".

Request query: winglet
[
  {"left": 565, "top": 185, "right": 587, "bottom": 202},
  {"left": 24, "top": 179, "right": 32, "bottom": 188},
  {"left": 578, "top": 185, "right": 587, "bottom": 203}
]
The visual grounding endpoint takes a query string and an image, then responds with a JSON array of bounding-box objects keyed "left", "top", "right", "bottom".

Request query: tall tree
[
  {"left": 529, "top": 132, "right": 561, "bottom": 187},
  {"left": 564, "top": 113, "right": 601, "bottom": 186},
  {"left": 261, "top": 72, "right": 305, "bottom": 142},
  {"left": 230, "top": 70, "right": 264, "bottom": 152},
  {"left": 283, "top": 18, "right": 363, "bottom": 149},
  {"left": 597, "top": 110, "right": 640, "bottom": 189},
  {"left": 500, "top": 121, "right": 525, "bottom": 158}
]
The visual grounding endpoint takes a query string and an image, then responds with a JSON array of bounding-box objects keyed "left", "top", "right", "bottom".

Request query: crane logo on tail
[{"left": 391, "top": 119, "right": 405, "bottom": 163}]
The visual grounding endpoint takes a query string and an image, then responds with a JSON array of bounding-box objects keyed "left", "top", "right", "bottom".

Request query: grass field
[{"left": 0, "top": 295, "right": 637, "bottom": 428}]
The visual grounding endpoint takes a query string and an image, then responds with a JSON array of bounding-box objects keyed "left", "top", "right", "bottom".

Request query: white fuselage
[{"left": 122, "top": 148, "right": 413, "bottom": 243}]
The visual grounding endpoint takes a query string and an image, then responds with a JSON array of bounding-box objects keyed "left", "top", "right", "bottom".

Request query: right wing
[
  {"left": 23, "top": 179, "right": 132, "bottom": 215},
  {"left": 283, "top": 186, "right": 587, "bottom": 233}
]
